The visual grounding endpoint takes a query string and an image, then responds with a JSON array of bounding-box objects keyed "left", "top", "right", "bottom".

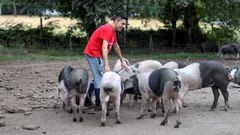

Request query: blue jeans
[
  {"left": 85, "top": 54, "right": 103, "bottom": 106},
  {"left": 85, "top": 54, "right": 104, "bottom": 89}
]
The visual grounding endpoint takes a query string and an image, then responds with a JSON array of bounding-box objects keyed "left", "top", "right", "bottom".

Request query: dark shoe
[
  {"left": 85, "top": 97, "right": 94, "bottom": 108},
  {"left": 94, "top": 106, "right": 102, "bottom": 111},
  {"left": 94, "top": 88, "right": 101, "bottom": 106}
]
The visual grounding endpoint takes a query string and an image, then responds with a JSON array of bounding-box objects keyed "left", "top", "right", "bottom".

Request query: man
[{"left": 84, "top": 14, "right": 128, "bottom": 111}]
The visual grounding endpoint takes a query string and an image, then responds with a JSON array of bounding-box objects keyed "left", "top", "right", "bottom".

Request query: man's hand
[
  {"left": 121, "top": 60, "right": 129, "bottom": 69},
  {"left": 104, "top": 65, "right": 111, "bottom": 72}
]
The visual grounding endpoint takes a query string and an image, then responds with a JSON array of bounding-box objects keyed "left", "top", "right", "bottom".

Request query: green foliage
[
  {"left": 57, "top": 0, "right": 125, "bottom": 38},
  {"left": 0, "top": 47, "right": 217, "bottom": 62},
  {"left": 16, "top": 0, "right": 57, "bottom": 16},
  {"left": 0, "top": 47, "right": 83, "bottom": 62},
  {"left": 203, "top": 27, "right": 238, "bottom": 46},
  {"left": 1, "top": 0, "right": 240, "bottom": 51},
  {"left": 0, "top": 0, "right": 14, "bottom": 14},
  {"left": 200, "top": 0, "right": 240, "bottom": 29},
  {"left": 0, "top": 22, "right": 87, "bottom": 49},
  {"left": 127, "top": 28, "right": 190, "bottom": 48},
  {"left": 0, "top": 23, "right": 26, "bottom": 48},
  {"left": 123, "top": 48, "right": 217, "bottom": 60},
  {"left": 0, "top": 44, "right": 4, "bottom": 51}
]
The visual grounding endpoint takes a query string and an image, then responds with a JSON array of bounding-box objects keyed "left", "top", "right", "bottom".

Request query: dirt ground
[{"left": 1, "top": 58, "right": 240, "bottom": 135}]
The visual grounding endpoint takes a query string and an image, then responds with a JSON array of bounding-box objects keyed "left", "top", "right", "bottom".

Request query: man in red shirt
[{"left": 84, "top": 14, "right": 128, "bottom": 111}]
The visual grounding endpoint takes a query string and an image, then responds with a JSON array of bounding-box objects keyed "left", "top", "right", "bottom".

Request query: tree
[
  {"left": 0, "top": 1, "right": 2, "bottom": 15},
  {"left": 16, "top": 0, "right": 58, "bottom": 45},
  {"left": 199, "top": 0, "right": 240, "bottom": 44},
  {"left": 160, "top": 0, "right": 183, "bottom": 47},
  {"left": 57, "top": 0, "right": 126, "bottom": 39}
]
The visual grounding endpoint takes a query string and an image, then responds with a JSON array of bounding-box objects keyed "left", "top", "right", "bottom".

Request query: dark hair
[{"left": 112, "top": 14, "right": 128, "bottom": 21}]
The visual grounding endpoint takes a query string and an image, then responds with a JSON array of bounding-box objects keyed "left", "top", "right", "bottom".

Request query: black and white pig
[
  {"left": 228, "top": 67, "right": 240, "bottom": 85},
  {"left": 55, "top": 66, "right": 89, "bottom": 122},
  {"left": 122, "top": 75, "right": 141, "bottom": 109},
  {"left": 122, "top": 60, "right": 184, "bottom": 109},
  {"left": 161, "top": 61, "right": 186, "bottom": 69},
  {"left": 100, "top": 71, "right": 123, "bottom": 126},
  {"left": 117, "top": 60, "right": 162, "bottom": 82},
  {"left": 118, "top": 60, "right": 162, "bottom": 106},
  {"left": 218, "top": 43, "right": 240, "bottom": 58},
  {"left": 113, "top": 58, "right": 130, "bottom": 72},
  {"left": 136, "top": 68, "right": 182, "bottom": 128},
  {"left": 174, "top": 61, "right": 229, "bottom": 111}
]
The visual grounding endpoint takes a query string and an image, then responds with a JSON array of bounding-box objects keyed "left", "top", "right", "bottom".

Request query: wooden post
[
  {"left": 0, "top": 3, "right": 2, "bottom": 15},
  {"left": 13, "top": 1, "right": 17, "bottom": 16},
  {"left": 149, "top": 34, "right": 153, "bottom": 52}
]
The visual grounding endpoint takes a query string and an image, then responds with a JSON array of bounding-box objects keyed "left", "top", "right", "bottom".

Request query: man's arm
[
  {"left": 102, "top": 40, "right": 110, "bottom": 72},
  {"left": 113, "top": 43, "right": 128, "bottom": 69}
]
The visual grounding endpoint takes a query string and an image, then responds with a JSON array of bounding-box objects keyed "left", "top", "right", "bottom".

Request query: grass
[
  {"left": 0, "top": 47, "right": 218, "bottom": 62},
  {"left": 0, "top": 48, "right": 83, "bottom": 62},
  {"left": 122, "top": 47, "right": 218, "bottom": 60}
]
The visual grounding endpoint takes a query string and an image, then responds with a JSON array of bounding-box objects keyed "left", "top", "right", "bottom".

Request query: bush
[
  {"left": 126, "top": 28, "right": 191, "bottom": 48},
  {"left": 203, "top": 27, "right": 238, "bottom": 46},
  {"left": 0, "top": 44, "right": 4, "bottom": 52},
  {"left": 0, "top": 23, "right": 88, "bottom": 50}
]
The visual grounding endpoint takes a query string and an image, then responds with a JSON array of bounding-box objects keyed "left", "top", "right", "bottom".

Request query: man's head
[{"left": 112, "top": 14, "right": 128, "bottom": 32}]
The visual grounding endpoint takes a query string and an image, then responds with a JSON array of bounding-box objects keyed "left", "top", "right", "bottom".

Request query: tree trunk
[
  {"left": 69, "top": 36, "right": 72, "bottom": 52},
  {"left": 40, "top": 17, "right": 43, "bottom": 29},
  {"left": 183, "top": 5, "right": 190, "bottom": 49},
  {"left": 183, "top": 3, "right": 200, "bottom": 49},
  {"left": 0, "top": 3, "right": 2, "bottom": 15},
  {"left": 85, "top": 18, "right": 96, "bottom": 40},
  {"left": 124, "top": 0, "right": 130, "bottom": 48},
  {"left": 171, "top": 5, "right": 177, "bottom": 48},
  {"left": 39, "top": 17, "right": 43, "bottom": 46},
  {"left": 13, "top": 1, "right": 17, "bottom": 16},
  {"left": 149, "top": 34, "right": 153, "bottom": 51}
]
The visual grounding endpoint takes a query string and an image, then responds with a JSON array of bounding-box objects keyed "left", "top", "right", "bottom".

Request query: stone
[
  {"left": 0, "top": 120, "right": 6, "bottom": 127},
  {"left": 4, "top": 105, "right": 19, "bottom": 113},
  {"left": 22, "top": 125, "right": 40, "bottom": 130},
  {"left": 0, "top": 114, "right": 5, "bottom": 119},
  {"left": 18, "top": 107, "right": 32, "bottom": 113},
  {"left": 24, "top": 111, "right": 32, "bottom": 116}
]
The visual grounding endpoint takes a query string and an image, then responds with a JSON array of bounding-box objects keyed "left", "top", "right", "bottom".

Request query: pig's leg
[
  {"left": 71, "top": 97, "right": 77, "bottom": 122},
  {"left": 137, "top": 94, "right": 149, "bottom": 119},
  {"left": 181, "top": 89, "right": 189, "bottom": 107},
  {"left": 120, "top": 92, "right": 127, "bottom": 105},
  {"left": 219, "top": 87, "right": 229, "bottom": 111},
  {"left": 129, "top": 94, "right": 134, "bottom": 110},
  {"left": 210, "top": 86, "right": 219, "bottom": 111},
  {"left": 160, "top": 99, "right": 171, "bottom": 126},
  {"left": 150, "top": 96, "right": 158, "bottom": 118},
  {"left": 160, "top": 97, "right": 165, "bottom": 114},
  {"left": 101, "top": 101, "right": 107, "bottom": 126},
  {"left": 79, "top": 96, "right": 85, "bottom": 122},
  {"left": 65, "top": 95, "right": 72, "bottom": 113},
  {"left": 173, "top": 98, "right": 181, "bottom": 128},
  {"left": 106, "top": 101, "right": 110, "bottom": 116},
  {"left": 54, "top": 87, "right": 61, "bottom": 109},
  {"left": 115, "top": 96, "right": 121, "bottom": 124}
]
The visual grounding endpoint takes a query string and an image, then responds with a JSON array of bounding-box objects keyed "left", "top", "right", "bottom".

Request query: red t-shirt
[{"left": 84, "top": 23, "right": 117, "bottom": 58}]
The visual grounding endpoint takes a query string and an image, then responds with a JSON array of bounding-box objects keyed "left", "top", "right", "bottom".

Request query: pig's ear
[
  {"left": 173, "top": 80, "right": 181, "bottom": 88},
  {"left": 226, "top": 67, "right": 231, "bottom": 72}
]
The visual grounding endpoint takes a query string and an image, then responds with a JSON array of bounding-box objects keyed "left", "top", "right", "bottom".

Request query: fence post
[{"left": 149, "top": 34, "right": 153, "bottom": 51}]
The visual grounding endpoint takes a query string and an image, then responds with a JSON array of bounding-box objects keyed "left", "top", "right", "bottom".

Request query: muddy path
[{"left": 0, "top": 58, "right": 240, "bottom": 135}]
